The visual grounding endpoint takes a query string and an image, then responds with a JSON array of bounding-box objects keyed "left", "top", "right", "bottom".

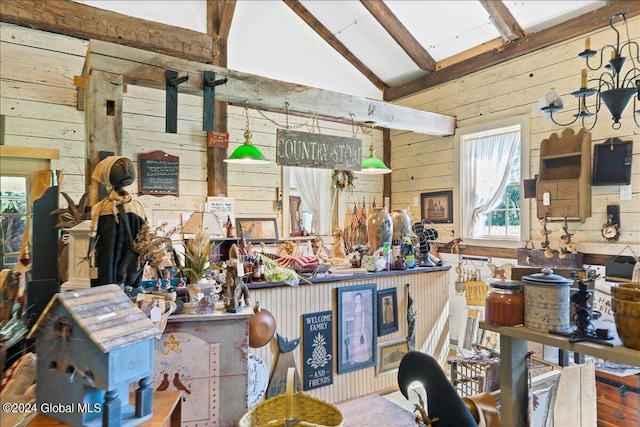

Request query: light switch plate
[
  {"left": 620, "top": 185, "right": 632, "bottom": 201},
  {"left": 413, "top": 196, "right": 419, "bottom": 207},
  {"left": 543, "top": 192, "right": 551, "bottom": 206}
]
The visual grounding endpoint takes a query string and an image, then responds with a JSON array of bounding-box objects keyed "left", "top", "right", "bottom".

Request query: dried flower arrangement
[
  {"left": 132, "top": 222, "right": 180, "bottom": 272},
  {"left": 181, "top": 232, "right": 220, "bottom": 284}
]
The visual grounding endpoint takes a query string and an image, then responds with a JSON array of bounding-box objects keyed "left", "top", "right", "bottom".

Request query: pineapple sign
[{"left": 302, "top": 311, "right": 334, "bottom": 390}]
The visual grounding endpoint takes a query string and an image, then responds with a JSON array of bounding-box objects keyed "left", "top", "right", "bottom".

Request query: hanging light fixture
[
  {"left": 224, "top": 105, "right": 270, "bottom": 164},
  {"left": 541, "top": 13, "right": 639, "bottom": 131},
  {"left": 355, "top": 120, "right": 391, "bottom": 175}
]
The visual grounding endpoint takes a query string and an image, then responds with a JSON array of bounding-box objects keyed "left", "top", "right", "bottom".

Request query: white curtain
[
  {"left": 291, "top": 167, "right": 334, "bottom": 235},
  {"left": 463, "top": 129, "right": 519, "bottom": 235}
]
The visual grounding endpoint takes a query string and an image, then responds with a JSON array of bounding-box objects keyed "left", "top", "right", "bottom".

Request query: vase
[
  {"left": 367, "top": 207, "right": 392, "bottom": 252},
  {"left": 391, "top": 209, "right": 412, "bottom": 241}
]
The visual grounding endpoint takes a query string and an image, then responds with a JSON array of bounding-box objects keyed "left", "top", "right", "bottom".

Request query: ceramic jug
[
  {"left": 391, "top": 209, "right": 412, "bottom": 241},
  {"left": 367, "top": 207, "right": 392, "bottom": 252}
]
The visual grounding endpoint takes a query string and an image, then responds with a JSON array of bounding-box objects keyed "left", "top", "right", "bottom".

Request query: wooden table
[
  {"left": 336, "top": 393, "right": 416, "bottom": 426},
  {"left": 27, "top": 391, "right": 182, "bottom": 427}
]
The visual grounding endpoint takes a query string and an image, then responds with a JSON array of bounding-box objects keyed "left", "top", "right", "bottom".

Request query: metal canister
[{"left": 523, "top": 268, "right": 574, "bottom": 332}]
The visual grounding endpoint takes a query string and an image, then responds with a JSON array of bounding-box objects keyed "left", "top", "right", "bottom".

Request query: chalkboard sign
[
  {"left": 592, "top": 138, "right": 632, "bottom": 185},
  {"left": 138, "top": 151, "right": 179, "bottom": 196}
]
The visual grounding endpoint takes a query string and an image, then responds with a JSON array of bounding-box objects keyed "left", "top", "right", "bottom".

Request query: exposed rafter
[
  {"left": 360, "top": 0, "right": 436, "bottom": 72},
  {"left": 211, "top": 0, "right": 236, "bottom": 40},
  {"left": 282, "top": 0, "right": 388, "bottom": 91},
  {"left": 385, "top": 2, "right": 640, "bottom": 100},
  {"left": 479, "top": 0, "right": 525, "bottom": 41}
]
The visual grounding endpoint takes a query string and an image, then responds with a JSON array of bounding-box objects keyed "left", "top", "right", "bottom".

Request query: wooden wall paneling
[{"left": 390, "top": 15, "right": 639, "bottom": 258}]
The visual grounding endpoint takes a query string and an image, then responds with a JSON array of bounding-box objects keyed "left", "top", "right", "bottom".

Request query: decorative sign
[
  {"left": 207, "top": 131, "right": 229, "bottom": 148},
  {"left": 205, "top": 196, "right": 234, "bottom": 231},
  {"left": 247, "top": 352, "right": 269, "bottom": 408},
  {"left": 277, "top": 129, "right": 362, "bottom": 170},
  {"left": 138, "top": 151, "right": 179, "bottom": 196},
  {"left": 464, "top": 281, "right": 489, "bottom": 306},
  {"left": 302, "top": 311, "right": 333, "bottom": 390}
]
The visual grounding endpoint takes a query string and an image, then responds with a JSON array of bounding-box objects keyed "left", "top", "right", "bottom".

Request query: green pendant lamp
[
  {"left": 224, "top": 106, "right": 270, "bottom": 164},
  {"left": 355, "top": 121, "right": 391, "bottom": 175}
]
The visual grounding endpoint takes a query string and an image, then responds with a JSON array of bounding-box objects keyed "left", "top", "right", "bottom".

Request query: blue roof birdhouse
[{"left": 27, "top": 284, "right": 160, "bottom": 426}]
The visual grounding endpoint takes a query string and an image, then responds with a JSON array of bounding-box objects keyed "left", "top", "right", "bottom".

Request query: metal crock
[{"left": 523, "top": 268, "right": 574, "bottom": 332}]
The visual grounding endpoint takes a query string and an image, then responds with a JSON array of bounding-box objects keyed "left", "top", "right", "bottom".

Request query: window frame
[{"left": 454, "top": 114, "right": 530, "bottom": 248}]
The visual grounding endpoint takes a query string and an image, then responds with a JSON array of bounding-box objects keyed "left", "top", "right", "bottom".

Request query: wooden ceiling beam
[
  {"left": 385, "top": 2, "right": 640, "bottom": 100},
  {"left": 210, "top": 0, "right": 236, "bottom": 41},
  {"left": 479, "top": 0, "right": 525, "bottom": 41},
  {"left": 206, "top": 0, "right": 236, "bottom": 198},
  {"left": 282, "top": 0, "right": 388, "bottom": 91},
  {"left": 0, "top": 0, "right": 215, "bottom": 63},
  {"left": 83, "top": 39, "right": 455, "bottom": 135},
  {"left": 360, "top": 0, "right": 436, "bottom": 72}
]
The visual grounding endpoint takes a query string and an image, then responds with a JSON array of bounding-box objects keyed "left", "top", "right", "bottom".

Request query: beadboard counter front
[{"left": 250, "top": 265, "right": 452, "bottom": 404}]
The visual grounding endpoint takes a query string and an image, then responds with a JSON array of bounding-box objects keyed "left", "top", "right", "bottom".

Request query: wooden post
[{"left": 85, "top": 70, "right": 124, "bottom": 205}]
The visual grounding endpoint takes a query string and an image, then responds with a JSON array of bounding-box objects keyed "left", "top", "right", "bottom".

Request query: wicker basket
[{"left": 239, "top": 368, "right": 343, "bottom": 427}]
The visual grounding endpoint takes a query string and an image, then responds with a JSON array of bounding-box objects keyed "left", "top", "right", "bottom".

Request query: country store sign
[{"left": 277, "top": 129, "right": 362, "bottom": 170}]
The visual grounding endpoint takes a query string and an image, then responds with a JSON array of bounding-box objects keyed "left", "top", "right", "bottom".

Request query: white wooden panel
[{"left": 251, "top": 270, "right": 450, "bottom": 403}]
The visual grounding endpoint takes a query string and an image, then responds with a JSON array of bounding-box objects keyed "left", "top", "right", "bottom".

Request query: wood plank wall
[
  {"left": 390, "top": 15, "right": 640, "bottom": 257},
  {"left": 250, "top": 270, "right": 450, "bottom": 403},
  {"left": 0, "top": 22, "right": 384, "bottom": 235}
]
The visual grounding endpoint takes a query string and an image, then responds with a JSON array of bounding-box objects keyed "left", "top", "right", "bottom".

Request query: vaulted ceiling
[{"left": 2, "top": 0, "right": 639, "bottom": 103}]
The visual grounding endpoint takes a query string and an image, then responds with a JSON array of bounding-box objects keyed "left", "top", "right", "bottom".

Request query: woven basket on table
[{"left": 239, "top": 367, "right": 343, "bottom": 427}]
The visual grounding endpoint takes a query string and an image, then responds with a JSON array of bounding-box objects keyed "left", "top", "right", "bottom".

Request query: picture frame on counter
[
  {"left": 421, "top": 190, "right": 453, "bottom": 223},
  {"left": 377, "top": 338, "right": 409, "bottom": 375},
  {"left": 236, "top": 217, "right": 279, "bottom": 241},
  {"left": 337, "top": 284, "right": 377, "bottom": 373},
  {"left": 377, "top": 288, "right": 398, "bottom": 336}
]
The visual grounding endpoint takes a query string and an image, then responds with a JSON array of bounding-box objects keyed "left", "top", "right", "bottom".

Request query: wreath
[{"left": 331, "top": 170, "right": 356, "bottom": 192}]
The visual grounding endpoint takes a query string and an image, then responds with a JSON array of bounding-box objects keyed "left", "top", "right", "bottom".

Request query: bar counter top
[{"left": 246, "top": 264, "right": 451, "bottom": 289}]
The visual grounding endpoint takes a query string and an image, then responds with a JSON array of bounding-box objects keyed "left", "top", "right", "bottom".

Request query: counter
[
  {"left": 150, "top": 266, "right": 449, "bottom": 426},
  {"left": 249, "top": 265, "right": 451, "bottom": 405}
]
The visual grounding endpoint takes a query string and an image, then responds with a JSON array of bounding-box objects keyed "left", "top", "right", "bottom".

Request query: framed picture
[
  {"left": 236, "top": 217, "right": 279, "bottom": 241},
  {"left": 337, "top": 284, "right": 377, "bottom": 373},
  {"left": 377, "top": 338, "right": 409, "bottom": 375},
  {"left": 377, "top": 288, "right": 398, "bottom": 336},
  {"left": 421, "top": 190, "right": 453, "bottom": 223}
]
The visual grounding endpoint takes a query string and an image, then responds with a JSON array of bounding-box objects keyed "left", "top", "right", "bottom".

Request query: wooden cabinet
[{"left": 536, "top": 128, "right": 591, "bottom": 222}]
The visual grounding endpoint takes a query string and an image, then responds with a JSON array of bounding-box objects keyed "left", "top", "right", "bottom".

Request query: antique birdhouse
[{"left": 27, "top": 285, "right": 160, "bottom": 426}]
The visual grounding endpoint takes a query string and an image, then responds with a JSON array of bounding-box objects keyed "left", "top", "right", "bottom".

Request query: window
[
  {"left": 457, "top": 115, "right": 530, "bottom": 246},
  {"left": 1, "top": 176, "right": 28, "bottom": 269}
]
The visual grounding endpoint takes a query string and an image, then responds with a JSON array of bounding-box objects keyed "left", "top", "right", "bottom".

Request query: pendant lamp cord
[
  {"left": 244, "top": 104, "right": 251, "bottom": 132},
  {"left": 285, "top": 102, "right": 289, "bottom": 129}
]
